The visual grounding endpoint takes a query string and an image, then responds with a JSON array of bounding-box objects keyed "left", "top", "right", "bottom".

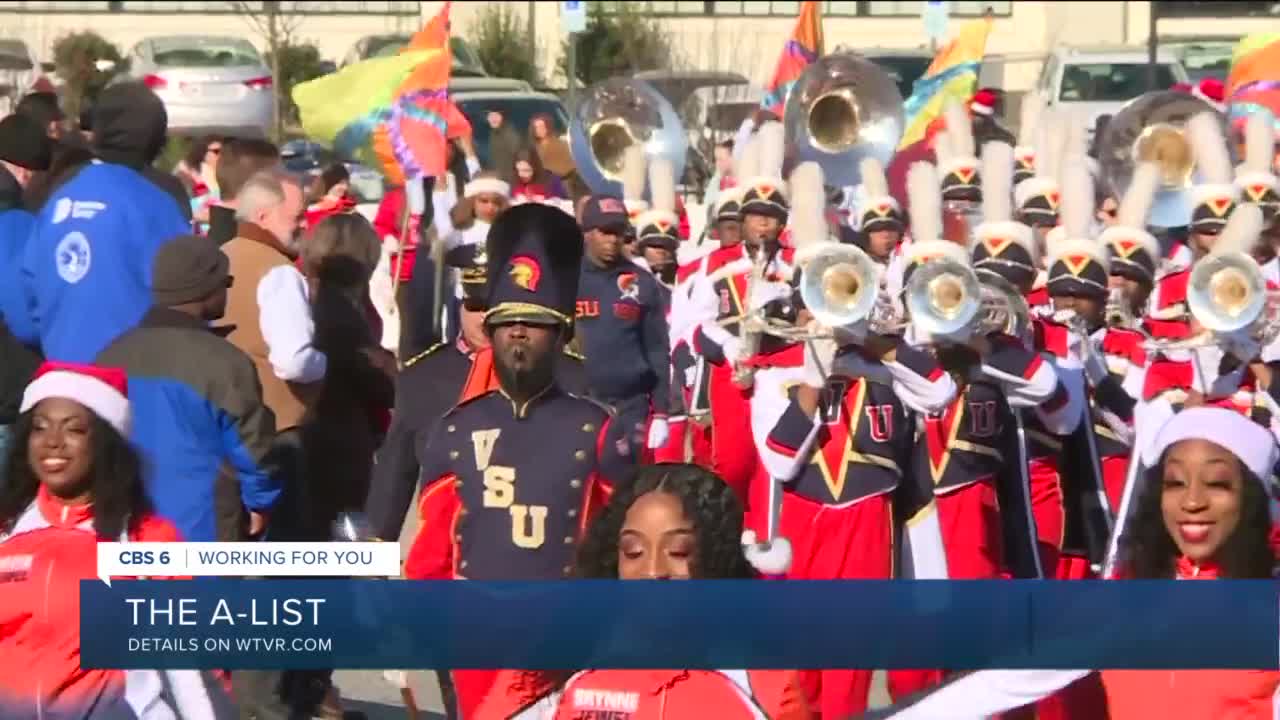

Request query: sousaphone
[
  {"left": 568, "top": 77, "right": 688, "bottom": 197},
  {"left": 781, "top": 52, "right": 905, "bottom": 188}
]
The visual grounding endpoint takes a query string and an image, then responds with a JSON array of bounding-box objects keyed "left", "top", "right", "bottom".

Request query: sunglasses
[{"left": 207, "top": 146, "right": 222, "bottom": 155}]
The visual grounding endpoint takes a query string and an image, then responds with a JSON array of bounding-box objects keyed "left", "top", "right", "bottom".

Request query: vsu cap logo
[{"left": 508, "top": 255, "right": 541, "bottom": 292}]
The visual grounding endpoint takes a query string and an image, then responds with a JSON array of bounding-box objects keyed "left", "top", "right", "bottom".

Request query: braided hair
[{"left": 510, "top": 463, "right": 755, "bottom": 704}]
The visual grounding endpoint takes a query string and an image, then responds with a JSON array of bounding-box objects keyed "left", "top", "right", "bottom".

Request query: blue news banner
[{"left": 81, "top": 580, "right": 1280, "bottom": 670}]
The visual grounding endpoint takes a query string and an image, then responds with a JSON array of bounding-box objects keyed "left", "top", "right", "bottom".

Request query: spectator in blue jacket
[
  {"left": 19, "top": 82, "right": 190, "bottom": 362},
  {"left": 97, "top": 235, "right": 281, "bottom": 541}
]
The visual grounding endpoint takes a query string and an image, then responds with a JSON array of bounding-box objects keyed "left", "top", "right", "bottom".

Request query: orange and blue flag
[
  {"left": 760, "top": 0, "right": 823, "bottom": 117},
  {"left": 291, "top": 1, "right": 470, "bottom": 186},
  {"left": 1226, "top": 33, "right": 1280, "bottom": 132},
  {"left": 897, "top": 17, "right": 993, "bottom": 150}
]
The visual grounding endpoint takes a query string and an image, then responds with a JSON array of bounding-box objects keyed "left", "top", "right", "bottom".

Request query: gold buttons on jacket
[
  {"left": 583, "top": 423, "right": 595, "bottom": 433},
  {"left": 563, "top": 565, "right": 573, "bottom": 576},
  {"left": 447, "top": 424, "right": 456, "bottom": 433},
  {"left": 460, "top": 560, "right": 468, "bottom": 569},
  {"left": 567, "top": 508, "right": 578, "bottom": 518},
  {"left": 569, "top": 478, "right": 582, "bottom": 489},
  {"left": 575, "top": 450, "right": 587, "bottom": 460},
  {"left": 449, "top": 450, "right": 459, "bottom": 460},
  {"left": 563, "top": 536, "right": 574, "bottom": 545}
]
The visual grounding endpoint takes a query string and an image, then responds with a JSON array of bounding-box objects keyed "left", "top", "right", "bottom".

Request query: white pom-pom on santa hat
[
  {"left": 21, "top": 361, "right": 131, "bottom": 436},
  {"left": 742, "top": 529, "right": 793, "bottom": 575}
]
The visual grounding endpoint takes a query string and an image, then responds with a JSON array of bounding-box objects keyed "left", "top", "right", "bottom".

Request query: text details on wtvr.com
[{"left": 96, "top": 542, "right": 399, "bottom": 662}]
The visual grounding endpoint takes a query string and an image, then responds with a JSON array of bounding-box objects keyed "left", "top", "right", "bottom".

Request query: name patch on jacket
[
  {"left": 571, "top": 688, "right": 639, "bottom": 718},
  {"left": 577, "top": 300, "right": 601, "bottom": 319},
  {"left": 0, "top": 554, "right": 33, "bottom": 584}
]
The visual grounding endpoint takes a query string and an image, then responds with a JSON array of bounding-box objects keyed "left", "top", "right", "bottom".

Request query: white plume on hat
[
  {"left": 740, "top": 120, "right": 790, "bottom": 205},
  {"left": 939, "top": 99, "right": 978, "bottom": 179},
  {"left": 1213, "top": 202, "right": 1265, "bottom": 256},
  {"left": 620, "top": 144, "right": 649, "bottom": 214},
  {"left": 1099, "top": 161, "right": 1161, "bottom": 264},
  {"left": 1048, "top": 159, "right": 1108, "bottom": 273},
  {"left": 974, "top": 141, "right": 1036, "bottom": 261},
  {"left": 1188, "top": 111, "right": 1238, "bottom": 208},
  {"left": 790, "top": 162, "right": 832, "bottom": 266},
  {"left": 633, "top": 156, "right": 679, "bottom": 235},
  {"left": 734, "top": 133, "right": 762, "bottom": 184},
  {"left": 905, "top": 161, "right": 969, "bottom": 266},
  {"left": 1016, "top": 109, "right": 1066, "bottom": 209},
  {"left": 1236, "top": 110, "right": 1279, "bottom": 198},
  {"left": 1015, "top": 90, "right": 1044, "bottom": 160},
  {"left": 855, "top": 156, "right": 900, "bottom": 230}
]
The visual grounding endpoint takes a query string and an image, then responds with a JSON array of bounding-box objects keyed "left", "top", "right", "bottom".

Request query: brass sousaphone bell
[
  {"left": 782, "top": 52, "right": 905, "bottom": 187},
  {"left": 799, "top": 243, "right": 881, "bottom": 328},
  {"left": 1097, "top": 91, "right": 1228, "bottom": 228},
  {"left": 906, "top": 259, "right": 983, "bottom": 338},
  {"left": 1188, "top": 252, "right": 1266, "bottom": 334},
  {"left": 568, "top": 77, "right": 688, "bottom": 196}
]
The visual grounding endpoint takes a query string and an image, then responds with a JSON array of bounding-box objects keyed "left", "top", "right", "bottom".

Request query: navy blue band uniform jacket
[
  {"left": 403, "top": 383, "right": 635, "bottom": 581},
  {"left": 575, "top": 259, "right": 673, "bottom": 413}
]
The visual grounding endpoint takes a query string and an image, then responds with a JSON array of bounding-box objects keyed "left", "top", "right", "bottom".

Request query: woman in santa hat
[
  {"left": 871, "top": 406, "right": 1280, "bottom": 720},
  {"left": 0, "top": 362, "right": 231, "bottom": 718}
]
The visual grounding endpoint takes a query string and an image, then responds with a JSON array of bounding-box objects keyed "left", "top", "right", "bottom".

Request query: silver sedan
[{"left": 123, "top": 35, "right": 273, "bottom": 138}]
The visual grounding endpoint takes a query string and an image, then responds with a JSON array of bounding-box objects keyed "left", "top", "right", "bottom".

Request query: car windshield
[
  {"left": 152, "top": 38, "right": 260, "bottom": 68},
  {"left": 370, "top": 36, "right": 486, "bottom": 75},
  {"left": 458, "top": 98, "right": 570, "bottom": 169},
  {"left": 1177, "top": 44, "right": 1233, "bottom": 84},
  {"left": 1060, "top": 62, "right": 1178, "bottom": 101},
  {"left": 869, "top": 56, "right": 932, "bottom": 99},
  {"left": 0, "top": 40, "right": 32, "bottom": 71}
]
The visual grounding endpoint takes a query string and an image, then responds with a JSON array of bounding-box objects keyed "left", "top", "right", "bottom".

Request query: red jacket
[
  {"left": 304, "top": 194, "right": 357, "bottom": 231},
  {"left": 373, "top": 187, "right": 418, "bottom": 283},
  {"left": 0, "top": 487, "right": 185, "bottom": 718}
]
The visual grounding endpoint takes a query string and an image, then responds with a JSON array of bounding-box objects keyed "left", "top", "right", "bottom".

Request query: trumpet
[
  {"left": 977, "top": 276, "right": 1032, "bottom": 338},
  {"left": 1144, "top": 251, "right": 1280, "bottom": 352},
  {"left": 905, "top": 259, "right": 983, "bottom": 338}
]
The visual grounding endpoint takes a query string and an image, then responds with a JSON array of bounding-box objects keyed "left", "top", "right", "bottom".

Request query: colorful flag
[
  {"left": 759, "top": 0, "right": 824, "bottom": 117},
  {"left": 291, "top": 2, "right": 470, "bottom": 187},
  {"left": 897, "top": 17, "right": 994, "bottom": 150},
  {"left": 1226, "top": 33, "right": 1280, "bottom": 132}
]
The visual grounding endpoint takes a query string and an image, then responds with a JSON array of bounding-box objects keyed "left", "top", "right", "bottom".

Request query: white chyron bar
[{"left": 96, "top": 542, "right": 401, "bottom": 586}]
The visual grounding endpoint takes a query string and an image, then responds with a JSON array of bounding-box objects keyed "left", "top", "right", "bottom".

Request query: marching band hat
[
  {"left": 483, "top": 204, "right": 582, "bottom": 328},
  {"left": 581, "top": 195, "right": 630, "bottom": 234},
  {"left": 1235, "top": 110, "right": 1280, "bottom": 227},
  {"left": 445, "top": 243, "right": 488, "bottom": 311},
  {"left": 1102, "top": 162, "right": 1162, "bottom": 284},
  {"left": 738, "top": 120, "right": 790, "bottom": 221},
  {"left": 713, "top": 185, "right": 744, "bottom": 224},
  {"left": 1012, "top": 91, "right": 1045, "bottom": 186},
  {"left": 1046, "top": 161, "right": 1109, "bottom": 299},
  {"left": 972, "top": 142, "right": 1038, "bottom": 288},
  {"left": 856, "top": 157, "right": 905, "bottom": 234},
  {"left": 936, "top": 101, "right": 981, "bottom": 202},
  {"left": 1187, "top": 111, "right": 1238, "bottom": 233},
  {"left": 901, "top": 160, "right": 971, "bottom": 287}
]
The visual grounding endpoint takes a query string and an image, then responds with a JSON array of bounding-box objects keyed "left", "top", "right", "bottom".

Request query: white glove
[
  {"left": 721, "top": 337, "right": 743, "bottom": 364},
  {"left": 646, "top": 417, "right": 670, "bottom": 449},
  {"left": 748, "top": 280, "right": 793, "bottom": 311},
  {"left": 803, "top": 331, "right": 837, "bottom": 390},
  {"left": 382, "top": 234, "right": 402, "bottom": 252},
  {"left": 741, "top": 529, "right": 793, "bottom": 576}
]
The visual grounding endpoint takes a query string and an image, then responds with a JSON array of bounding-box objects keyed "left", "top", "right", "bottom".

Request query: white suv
[{"left": 1037, "top": 45, "right": 1190, "bottom": 142}]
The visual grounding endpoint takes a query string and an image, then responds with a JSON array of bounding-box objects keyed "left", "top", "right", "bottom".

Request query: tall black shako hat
[{"left": 483, "top": 203, "right": 582, "bottom": 328}]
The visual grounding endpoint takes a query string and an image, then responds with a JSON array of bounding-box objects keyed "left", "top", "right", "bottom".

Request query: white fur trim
[
  {"left": 1013, "top": 145, "right": 1036, "bottom": 164},
  {"left": 905, "top": 239, "right": 970, "bottom": 267},
  {"left": 21, "top": 371, "right": 130, "bottom": 435},
  {"left": 634, "top": 209, "right": 680, "bottom": 234},
  {"left": 742, "top": 530, "right": 793, "bottom": 575},
  {"left": 1099, "top": 225, "right": 1160, "bottom": 265},
  {"left": 1048, "top": 237, "right": 1110, "bottom": 275},
  {"left": 1191, "top": 88, "right": 1225, "bottom": 115},
  {"left": 1190, "top": 182, "right": 1239, "bottom": 209},
  {"left": 714, "top": 185, "right": 746, "bottom": 215},
  {"left": 1235, "top": 171, "right": 1279, "bottom": 196},
  {"left": 463, "top": 177, "right": 510, "bottom": 199},
  {"left": 741, "top": 175, "right": 790, "bottom": 204},
  {"left": 970, "top": 102, "right": 993, "bottom": 116},
  {"left": 1015, "top": 176, "right": 1059, "bottom": 210},
  {"left": 939, "top": 156, "right": 980, "bottom": 183},
  {"left": 624, "top": 199, "right": 651, "bottom": 216},
  {"left": 708, "top": 257, "right": 753, "bottom": 283},
  {"left": 677, "top": 242, "right": 715, "bottom": 266},
  {"left": 973, "top": 220, "right": 1037, "bottom": 263}
]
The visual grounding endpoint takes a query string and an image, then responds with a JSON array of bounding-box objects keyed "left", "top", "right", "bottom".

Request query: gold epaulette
[
  {"left": 402, "top": 342, "right": 446, "bottom": 369},
  {"left": 563, "top": 346, "right": 585, "bottom": 362}
]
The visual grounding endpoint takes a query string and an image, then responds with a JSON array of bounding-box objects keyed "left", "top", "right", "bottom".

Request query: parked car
[
  {"left": 1163, "top": 37, "right": 1236, "bottom": 85},
  {"left": 1037, "top": 45, "right": 1190, "bottom": 144},
  {"left": 122, "top": 35, "right": 273, "bottom": 138},
  {"left": 281, "top": 139, "right": 383, "bottom": 204},
  {"left": 0, "top": 38, "right": 39, "bottom": 115},
  {"left": 453, "top": 90, "right": 571, "bottom": 170},
  {"left": 341, "top": 34, "right": 488, "bottom": 78}
]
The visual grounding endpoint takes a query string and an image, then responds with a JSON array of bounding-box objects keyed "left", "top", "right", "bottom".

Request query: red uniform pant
[
  {"left": 707, "top": 361, "right": 757, "bottom": 506},
  {"left": 935, "top": 480, "right": 1004, "bottom": 579},
  {"left": 1101, "top": 453, "right": 1129, "bottom": 514},
  {"left": 1028, "top": 455, "right": 1065, "bottom": 578},
  {"left": 451, "top": 669, "right": 499, "bottom": 719},
  {"left": 779, "top": 492, "right": 939, "bottom": 717}
]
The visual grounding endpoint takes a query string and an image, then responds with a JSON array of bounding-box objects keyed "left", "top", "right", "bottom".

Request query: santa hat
[
  {"left": 1046, "top": 161, "right": 1109, "bottom": 299},
  {"left": 1192, "top": 78, "right": 1227, "bottom": 114},
  {"left": 970, "top": 88, "right": 998, "bottom": 117},
  {"left": 1142, "top": 407, "right": 1278, "bottom": 481},
  {"left": 21, "top": 361, "right": 131, "bottom": 436},
  {"left": 463, "top": 176, "right": 510, "bottom": 199},
  {"left": 973, "top": 141, "right": 1038, "bottom": 287}
]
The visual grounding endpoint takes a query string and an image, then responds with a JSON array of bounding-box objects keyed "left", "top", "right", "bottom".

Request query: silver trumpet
[
  {"left": 905, "top": 259, "right": 983, "bottom": 338},
  {"left": 977, "top": 275, "right": 1032, "bottom": 338},
  {"left": 1105, "top": 287, "right": 1137, "bottom": 330},
  {"left": 1144, "top": 250, "right": 1280, "bottom": 353}
]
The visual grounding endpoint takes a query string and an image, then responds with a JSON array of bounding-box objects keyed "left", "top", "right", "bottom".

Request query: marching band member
[
  {"left": 856, "top": 156, "right": 908, "bottom": 267},
  {"left": 575, "top": 192, "right": 674, "bottom": 459},
  {"left": 936, "top": 101, "right": 982, "bottom": 212},
  {"left": 752, "top": 161, "right": 956, "bottom": 718},
  {"left": 871, "top": 407, "right": 1280, "bottom": 720},
  {"left": 364, "top": 243, "right": 587, "bottom": 542},
  {"left": 900, "top": 160, "right": 1042, "bottom": 582},
  {"left": 1012, "top": 90, "right": 1044, "bottom": 188},
  {"left": 404, "top": 204, "right": 636, "bottom": 717},
  {"left": 1235, "top": 110, "right": 1280, "bottom": 278},
  {"left": 1013, "top": 107, "right": 1066, "bottom": 312},
  {"left": 634, "top": 158, "right": 682, "bottom": 292},
  {"left": 688, "top": 121, "right": 801, "bottom": 505},
  {"left": 1185, "top": 111, "right": 1241, "bottom": 263}
]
